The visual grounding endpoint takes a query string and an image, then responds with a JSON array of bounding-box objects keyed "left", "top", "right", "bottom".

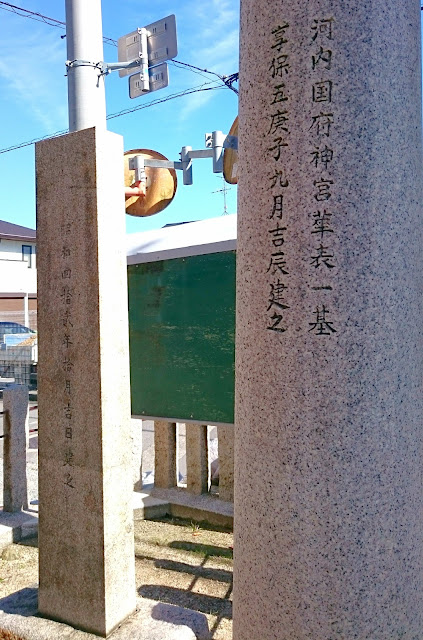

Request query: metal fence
[{"left": 0, "top": 312, "right": 38, "bottom": 390}]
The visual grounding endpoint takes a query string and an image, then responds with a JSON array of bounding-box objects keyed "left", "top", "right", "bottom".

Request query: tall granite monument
[
  {"left": 234, "top": 1, "right": 423, "bottom": 638},
  {"left": 36, "top": 127, "right": 136, "bottom": 636}
]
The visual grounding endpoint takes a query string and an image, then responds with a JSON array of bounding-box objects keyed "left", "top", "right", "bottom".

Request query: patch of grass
[
  {"left": 134, "top": 534, "right": 173, "bottom": 548},
  {"left": 169, "top": 540, "right": 233, "bottom": 559},
  {"left": 190, "top": 521, "right": 201, "bottom": 536},
  {"left": 152, "top": 515, "right": 232, "bottom": 534}
]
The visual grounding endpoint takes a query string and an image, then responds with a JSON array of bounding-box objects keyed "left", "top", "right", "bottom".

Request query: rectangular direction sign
[
  {"left": 118, "top": 15, "right": 177, "bottom": 77},
  {"left": 129, "top": 63, "right": 169, "bottom": 99}
]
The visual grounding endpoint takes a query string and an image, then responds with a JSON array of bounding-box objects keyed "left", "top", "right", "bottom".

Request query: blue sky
[{"left": 0, "top": 0, "right": 239, "bottom": 234}]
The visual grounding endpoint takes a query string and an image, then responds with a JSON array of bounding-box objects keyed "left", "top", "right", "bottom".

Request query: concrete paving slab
[
  {"left": 0, "top": 483, "right": 232, "bottom": 550},
  {"left": 0, "top": 588, "right": 209, "bottom": 639},
  {"left": 151, "top": 487, "right": 233, "bottom": 528},
  {"left": 0, "top": 509, "right": 38, "bottom": 549},
  {"left": 133, "top": 491, "right": 169, "bottom": 520}
]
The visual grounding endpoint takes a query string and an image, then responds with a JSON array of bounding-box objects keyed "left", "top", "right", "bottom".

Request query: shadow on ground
[
  {"left": 150, "top": 601, "right": 210, "bottom": 640},
  {"left": 134, "top": 518, "right": 233, "bottom": 639},
  {"left": 169, "top": 541, "right": 232, "bottom": 559},
  {"left": 0, "top": 587, "right": 37, "bottom": 617},
  {"left": 139, "top": 585, "right": 232, "bottom": 619}
]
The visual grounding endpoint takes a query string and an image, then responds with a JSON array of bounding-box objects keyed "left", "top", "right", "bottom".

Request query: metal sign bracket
[
  {"left": 128, "top": 131, "right": 239, "bottom": 187},
  {"left": 68, "top": 15, "right": 177, "bottom": 95}
]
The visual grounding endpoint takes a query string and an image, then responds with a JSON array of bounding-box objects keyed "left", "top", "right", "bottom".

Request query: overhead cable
[
  {"left": 0, "top": 1, "right": 117, "bottom": 46},
  {"left": 0, "top": 1, "right": 238, "bottom": 88},
  {"left": 0, "top": 81, "right": 225, "bottom": 155}
]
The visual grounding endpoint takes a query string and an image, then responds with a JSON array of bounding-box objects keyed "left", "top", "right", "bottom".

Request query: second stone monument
[{"left": 36, "top": 127, "right": 136, "bottom": 636}]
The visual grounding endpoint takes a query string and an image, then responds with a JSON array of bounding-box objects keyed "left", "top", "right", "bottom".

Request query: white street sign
[
  {"left": 129, "top": 63, "right": 169, "bottom": 99},
  {"left": 118, "top": 15, "right": 177, "bottom": 77}
]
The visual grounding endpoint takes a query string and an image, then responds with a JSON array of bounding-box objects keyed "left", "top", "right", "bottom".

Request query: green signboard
[{"left": 128, "top": 251, "right": 235, "bottom": 424}]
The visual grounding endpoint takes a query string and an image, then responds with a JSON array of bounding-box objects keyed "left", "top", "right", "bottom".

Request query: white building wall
[
  {"left": 0, "top": 239, "right": 37, "bottom": 294},
  {"left": 0, "top": 239, "right": 36, "bottom": 264}
]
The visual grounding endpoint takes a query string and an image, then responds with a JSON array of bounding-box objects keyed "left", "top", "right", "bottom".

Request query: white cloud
[
  {"left": 174, "top": 0, "right": 239, "bottom": 120},
  {"left": 0, "top": 22, "right": 68, "bottom": 134},
  {"left": 189, "top": 0, "right": 239, "bottom": 68},
  {"left": 178, "top": 85, "right": 222, "bottom": 121},
  {"left": 192, "top": 0, "right": 238, "bottom": 34},
  {"left": 199, "top": 29, "right": 239, "bottom": 70}
]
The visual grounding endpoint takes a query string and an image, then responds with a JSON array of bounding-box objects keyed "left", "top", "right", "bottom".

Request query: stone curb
[
  {"left": 0, "top": 488, "right": 233, "bottom": 548},
  {"left": 0, "top": 510, "right": 38, "bottom": 549}
]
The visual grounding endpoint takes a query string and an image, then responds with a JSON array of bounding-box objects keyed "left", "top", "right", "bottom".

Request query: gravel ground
[
  {"left": 0, "top": 405, "right": 231, "bottom": 640},
  {"left": 134, "top": 517, "right": 233, "bottom": 640},
  {"left": 0, "top": 516, "right": 233, "bottom": 640}
]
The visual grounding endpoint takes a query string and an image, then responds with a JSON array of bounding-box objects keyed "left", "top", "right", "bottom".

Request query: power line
[
  {"left": 0, "top": 81, "right": 225, "bottom": 155},
  {"left": 0, "top": 2, "right": 238, "bottom": 89},
  {"left": 170, "top": 60, "right": 239, "bottom": 94},
  {"left": 106, "top": 81, "right": 224, "bottom": 120},
  {"left": 0, "top": 130, "right": 68, "bottom": 154},
  {"left": 169, "top": 60, "right": 212, "bottom": 82},
  {"left": 0, "top": 1, "right": 65, "bottom": 27},
  {"left": 0, "top": 1, "right": 117, "bottom": 46},
  {"left": 0, "top": 2, "right": 238, "bottom": 154}
]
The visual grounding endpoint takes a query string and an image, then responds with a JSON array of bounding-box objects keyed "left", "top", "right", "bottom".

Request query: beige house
[{"left": 0, "top": 220, "right": 37, "bottom": 329}]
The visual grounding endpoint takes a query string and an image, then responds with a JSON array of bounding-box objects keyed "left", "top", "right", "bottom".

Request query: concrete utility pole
[{"left": 65, "top": 0, "right": 106, "bottom": 132}]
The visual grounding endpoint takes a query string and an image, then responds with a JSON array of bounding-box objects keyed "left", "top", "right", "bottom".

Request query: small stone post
[
  {"left": 36, "top": 127, "right": 136, "bottom": 636},
  {"left": 217, "top": 425, "right": 233, "bottom": 502},
  {"left": 234, "top": 1, "right": 423, "bottom": 638},
  {"left": 186, "top": 423, "right": 208, "bottom": 495},
  {"left": 132, "top": 418, "right": 143, "bottom": 492},
  {"left": 154, "top": 421, "right": 177, "bottom": 489},
  {"left": 3, "top": 384, "right": 29, "bottom": 512}
]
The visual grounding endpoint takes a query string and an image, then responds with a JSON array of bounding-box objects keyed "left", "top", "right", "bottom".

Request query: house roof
[
  {"left": 0, "top": 220, "right": 36, "bottom": 241},
  {"left": 126, "top": 214, "right": 237, "bottom": 264}
]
